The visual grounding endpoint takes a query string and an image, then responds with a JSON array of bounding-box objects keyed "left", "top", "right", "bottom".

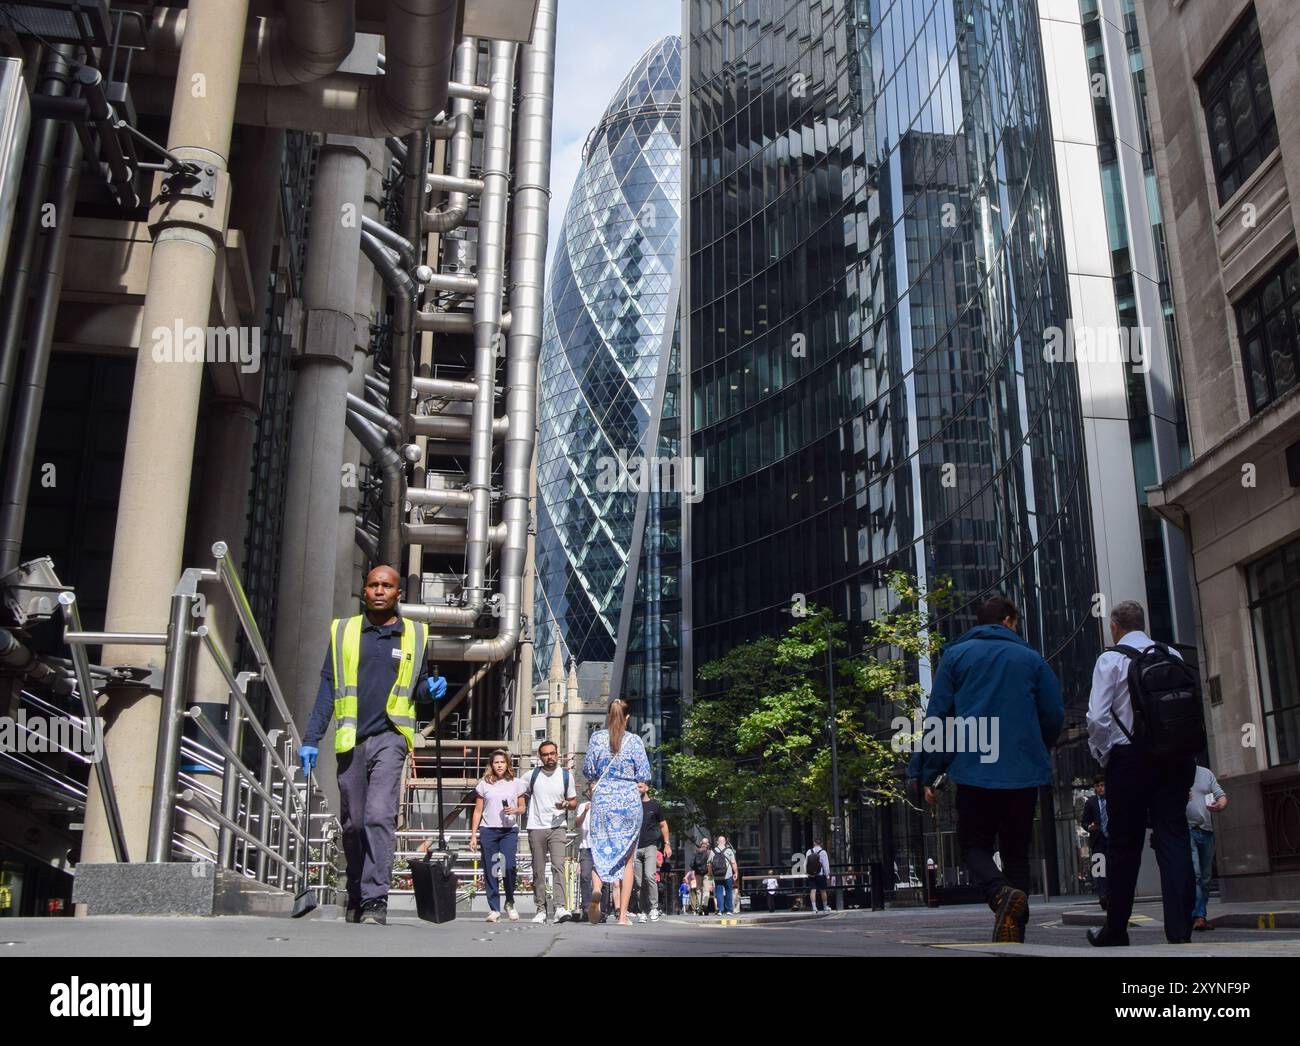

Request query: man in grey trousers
[
  {"left": 633, "top": 787, "right": 671, "bottom": 922},
  {"left": 523, "top": 740, "right": 576, "bottom": 923},
  {"left": 298, "top": 565, "right": 446, "bottom": 925}
]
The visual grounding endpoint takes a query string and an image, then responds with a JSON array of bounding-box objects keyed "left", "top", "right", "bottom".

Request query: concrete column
[
  {"left": 81, "top": 0, "right": 251, "bottom": 867},
  {"left": 335, "top": 138, "right": 386, "bottom": 618},
  {"left": 272, "top": 136, "right": 368, "bottom": 807},
  {"left": 175, "top": 127, "right": 284, "bottom": 860}
]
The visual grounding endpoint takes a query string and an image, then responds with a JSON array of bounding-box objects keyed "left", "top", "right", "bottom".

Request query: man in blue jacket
[{"left": 920, "top": 595, "right": 1064, "bottom": 943}]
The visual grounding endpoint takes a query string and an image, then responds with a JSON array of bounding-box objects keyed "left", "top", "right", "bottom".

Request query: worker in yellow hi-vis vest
[{"left": 298, "top": 565, "right": 447, "bottom": 925}]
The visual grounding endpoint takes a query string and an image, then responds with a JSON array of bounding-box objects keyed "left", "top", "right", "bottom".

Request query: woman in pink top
[{"left": 470, "top": 749, "right": 526, "bottom": 922}]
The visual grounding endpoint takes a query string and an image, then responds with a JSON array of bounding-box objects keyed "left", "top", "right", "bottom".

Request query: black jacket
[{"left": 1082, "top": 794, "right": 1108, "bottom": 852}]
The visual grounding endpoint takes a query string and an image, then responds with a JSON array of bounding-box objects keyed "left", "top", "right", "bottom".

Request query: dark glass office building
[
  {"left": 683, "top": 0, "right": 1098, "bottom": 884},
  {"left": 535, "top": 37, "right": 684, "bottom": 762}
]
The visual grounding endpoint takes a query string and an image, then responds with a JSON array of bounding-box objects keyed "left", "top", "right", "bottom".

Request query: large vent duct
[
  {"left": 425, "top": 37, "right": 478, "bottom": 234},
  {"left": 422, "top": 0, "right": 556, "bottom": 661}
]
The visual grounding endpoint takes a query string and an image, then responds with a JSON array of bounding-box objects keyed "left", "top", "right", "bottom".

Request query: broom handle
[{"left": 433, "top": 692, "right": 447, "bottom": 854}]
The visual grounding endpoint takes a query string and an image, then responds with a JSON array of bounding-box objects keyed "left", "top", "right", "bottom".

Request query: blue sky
[{"left": 547, "top": 0, "right": 682, "bottom": 267}]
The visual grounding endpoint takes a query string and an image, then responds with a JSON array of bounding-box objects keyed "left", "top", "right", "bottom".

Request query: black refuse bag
[{"left": 410, "top": 850, "right": 458, "bottom": 923}]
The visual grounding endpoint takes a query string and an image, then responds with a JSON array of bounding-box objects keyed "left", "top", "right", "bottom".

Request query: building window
[
  {"left": 1235, "top": 252, "right": 1299, "bottom": 413},
  {"left": 533, "top": 728, "right": 547, "bottom": 743},
  {"left": 1247, "top": 538, "right": 1300, "bottom": 767},
  {"left": 533, "top": 698, "right": 547, "bottom": 717},
  {"left": 1198, "top": 8, "right": 1278, "bottom": 204}
]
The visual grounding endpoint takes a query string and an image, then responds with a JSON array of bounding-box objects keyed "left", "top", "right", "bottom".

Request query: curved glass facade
[
  {"left": 685, "top": 1, "right": 1099, "bottom": 874},
  {"left": 535, "top": 36, "right": 683, "bottom": 743}
]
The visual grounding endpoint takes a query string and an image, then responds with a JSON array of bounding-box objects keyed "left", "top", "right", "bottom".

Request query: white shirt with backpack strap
[
  {"left": 523, "top": 764, "right": 576, "bottom": 830},
  {"left": 1086, "top": 629, "right": 1182, "bottom": 766}
]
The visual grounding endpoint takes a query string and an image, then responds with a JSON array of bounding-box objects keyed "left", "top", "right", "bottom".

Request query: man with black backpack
[
  {"left": 1086, "top": 600, "right": 1203, "bottom": 947},
  {"left": 523, "top": 740, "right": 577, "bottom": 923}
]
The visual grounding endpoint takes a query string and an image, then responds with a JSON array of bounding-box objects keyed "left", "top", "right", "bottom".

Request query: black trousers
[
  {"left": 955, "top": 784, "right": 1037, "bottom": 906},
  {"left": 1103, "top": 744, "right": 1195, "bottom": 942}
]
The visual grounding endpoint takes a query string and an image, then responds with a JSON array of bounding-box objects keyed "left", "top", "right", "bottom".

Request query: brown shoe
[
  {"left": 1192, "top": 917, "right": 1213, "bottom": 931},
  {"left": 991, "top": 887, "right": 1029, "bottom": 943}
]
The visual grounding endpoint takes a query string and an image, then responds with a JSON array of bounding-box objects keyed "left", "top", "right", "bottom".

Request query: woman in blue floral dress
[{"left": 583, "top": 698, "right": 652, "bottom": 925}]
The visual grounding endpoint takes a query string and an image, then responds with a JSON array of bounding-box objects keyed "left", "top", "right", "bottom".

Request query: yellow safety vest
[{"left": 327, "top": 615, "right": 429, "bottom": 754}]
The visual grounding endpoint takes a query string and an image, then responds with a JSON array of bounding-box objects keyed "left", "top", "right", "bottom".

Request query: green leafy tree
[{"left": 666, "top": 573, "right": 952, "bottom": 835}]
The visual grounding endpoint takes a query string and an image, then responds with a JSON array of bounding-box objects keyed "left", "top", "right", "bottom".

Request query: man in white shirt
[
  {"left": 1187, "top": 764, "right": 1227, "bottom": 931},
  {"left": 522, "top": 741, "right": 576, "bottom": 923},
  {"left": 806, "top": 842, "right": 830, "bottom": 912},
  {"left": 1085, "top": 601, "right": 1196, "bottom": 947}
]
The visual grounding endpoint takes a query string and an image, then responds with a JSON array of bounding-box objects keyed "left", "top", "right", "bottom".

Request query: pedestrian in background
[
  {"left": 633, "top": 787, "right": 671, "bottom": 922},
  {"left": 1081, "top": 774, "right": 1110, "bottom": 910},
  {"left": 690, "top": 838, "right": 711, "bottom": 915},
  {"left": 1188, "top": 764, "right": 1227, "bottom": 931},
  {"left": 470, "top": 749, "right": 525, "bottom": 923},
  {"left": 711, "top": 835, "right": 738, "bottom": 915},
  {"left": 583, "top": 698, "right": 652, "bottom": 925},
  {"left": 523, "top": 739, "right": 576, "bottom": 924},
  {"left": 805, "top": 841, "right": 830, "bottom": 912}
]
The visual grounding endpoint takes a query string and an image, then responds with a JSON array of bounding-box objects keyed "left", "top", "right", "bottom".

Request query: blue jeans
[
  {"left": 1190, "top": 826, "right": 1215, "bottom": 920},
  {"left": 479, "top": 827, "right": 518, "bottom": 912},
  {"left": 715, "top": 878, "right": 734, "bottom": 914}
]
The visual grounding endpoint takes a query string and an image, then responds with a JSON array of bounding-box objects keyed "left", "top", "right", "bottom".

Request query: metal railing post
[
  {"left": 257, "top": 728, "right": 281, "bottom": 883},
  {"left": 57, "top": 591, "right": 130, "bottom": 863},
  {"left": 217, "top": 673, "right": 249, "bottom": 869},
  {"left": 146, "top": 588, "right": 198, "bottom": 863}
]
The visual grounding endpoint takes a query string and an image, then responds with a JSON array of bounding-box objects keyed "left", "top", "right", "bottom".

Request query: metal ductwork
[
  {"left": 427, "top": 0, "right": 556, "bottom": 661},
  {"left": 137, "top": 0, "right": 462, "bottom": 137},
  {"left": 412, "top": 376, "right": 478, "bottom": 400},
  {"left": 460, "top": 39, "right": 517, "bottom": 617},
  {"left": 425, "top": 38, "right": 478, "bottom": 234},
  {"left": 409, "top": 412, "right": 507, "bottom": 440},
  {"left": 417, "top": 309, "right": 510, "bottom": 334},
  {"left": 142, "top": 2, "right": 355, "bottom": 85},
  {"left": 360, "top": 228, "right": 417, "bottom": 301},
  {"left": 361, "top": 215, "right": 417, "bottom": 270},
  {"left": 346, "top": 409, "right": 404, "bottom": 565}
]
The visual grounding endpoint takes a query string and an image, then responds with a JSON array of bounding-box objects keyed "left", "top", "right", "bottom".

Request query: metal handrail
[
  {"left": 57, "top": 543, "right": 325, "bottom": 893},
  {"left": 57, "top": 591, "right": 130, "bottom": 862}
]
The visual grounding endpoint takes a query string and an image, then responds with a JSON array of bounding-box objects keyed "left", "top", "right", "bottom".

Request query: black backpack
[
  {"left": 1110, "top": 643, "right": 1206, "bottom": 759},
  {"left": 710, "top": 849, "right": 731, "bottom": 878},
  {"left": 807, "top": 848, "right": 823, "bottom": 876}
]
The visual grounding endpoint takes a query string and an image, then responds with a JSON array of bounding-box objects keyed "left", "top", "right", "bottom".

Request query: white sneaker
[
  {"left": 532, "top": 911, "right": 547, "bottom": 924},
  {"left": 650, "top": 909, "right": 661, "bottom": 922},
  {"left": 554, "top": 907, "right": 572, "bottom": 923},
  {"left": 486, "top": 911, "right": 501, "bottom": 923},
  {"left": 506, "top": 904, "right": 519, "bottom": 921},
  {"left": 810, "top": 906, "right": 819, "bottom": 913},
  {"left": 637, "top": 912, "right": 647, "bottom": 924}
]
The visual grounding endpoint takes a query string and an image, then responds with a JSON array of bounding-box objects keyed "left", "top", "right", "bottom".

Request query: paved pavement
[{"left": 3, "top": 899, "right": 1299, "bottom": 957}]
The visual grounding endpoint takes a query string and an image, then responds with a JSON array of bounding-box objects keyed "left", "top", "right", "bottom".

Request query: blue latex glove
[
  {"left": 299, "top": 745, "right": 318, "bottom": 772},
  {"left": 426, "top": 675, "right": 448, "bottom": 700}
]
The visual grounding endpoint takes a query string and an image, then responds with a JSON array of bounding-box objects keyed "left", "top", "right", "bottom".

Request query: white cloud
[{"left": 546, "top": 0, "right": 682, "bottom": 270}]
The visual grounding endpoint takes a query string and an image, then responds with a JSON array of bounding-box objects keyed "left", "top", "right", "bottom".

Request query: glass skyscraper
[
  {"left": 683, "top": 0, "right": 1099, "bottom": 882},
  {"left": 535, "top": 37, "right": 684, "bottom": 757}
]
